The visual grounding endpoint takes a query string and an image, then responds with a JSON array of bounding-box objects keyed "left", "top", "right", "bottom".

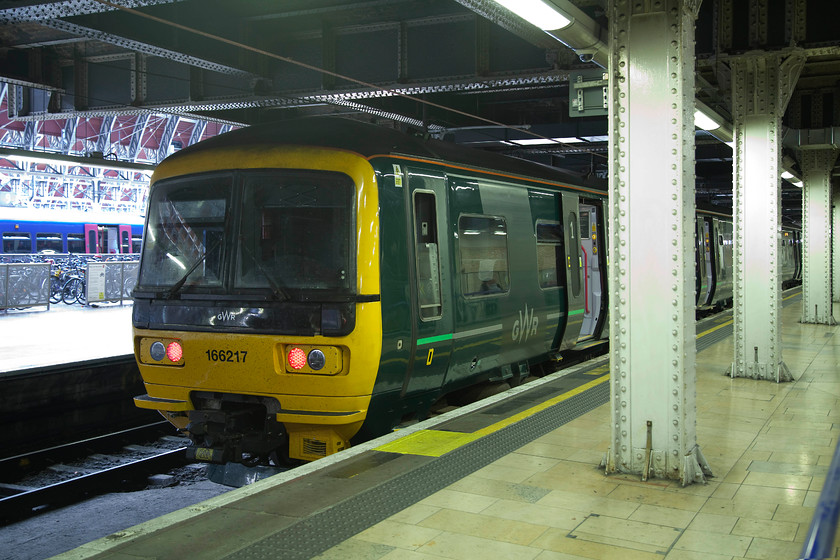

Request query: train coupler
[{"left": 186, "top": 445, "right": 231, "bottom": 464}]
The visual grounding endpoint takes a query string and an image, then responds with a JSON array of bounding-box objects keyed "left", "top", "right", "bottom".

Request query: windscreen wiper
[
  {"left": 165, "top": 237, "right": 223, "bottom": 299},
  {"left": 238, "top": 239, "right": 290, "bottom": 302}
]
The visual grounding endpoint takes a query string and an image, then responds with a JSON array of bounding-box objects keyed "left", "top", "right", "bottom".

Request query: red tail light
[
  {"left": 288, "top": 347, "right": 307, "bottom": 370},
  {"left": 166, "top": 341, "right": 183, "bottom": 362}
]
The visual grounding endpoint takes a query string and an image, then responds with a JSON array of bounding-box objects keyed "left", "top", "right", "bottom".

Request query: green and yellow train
[{"left": 132, "top": 117, "right": 609, "bottom": 464}]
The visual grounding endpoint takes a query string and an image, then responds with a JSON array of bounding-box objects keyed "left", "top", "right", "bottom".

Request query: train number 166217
[{"left": 205, "top": 349, "right": 248, "bottom": 363}]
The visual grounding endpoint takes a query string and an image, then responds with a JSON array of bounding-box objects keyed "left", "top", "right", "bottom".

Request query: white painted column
[
  {"left": 801, "top": 148, "right": 839, "bottom": 324},
  {"left": 834, "top": 189, "right": 840, "bottom": 305},
  {"left": 729, "top": 51, "right": 804, "bottom": 382},
  {"left": 604, "top": 0, "right": 710, "bottom": 485}
]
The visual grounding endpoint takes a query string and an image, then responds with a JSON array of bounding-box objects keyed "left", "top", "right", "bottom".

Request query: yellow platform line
[
  {"left": 696, "top": 289, "right": 800, "bottom": 339},
  {"left": 375, "top": 373, "right": 610, "bottom": 457}
]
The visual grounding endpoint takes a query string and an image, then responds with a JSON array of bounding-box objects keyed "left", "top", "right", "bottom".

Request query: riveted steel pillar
[
  {"left": 603, "top": 0, "right": 710, "bottom": 486},
  {"left": 834, "top": 189, "right": 840, "bottom": 304},
  {"left": 729, "top": 51, "right": 804, "bottom": 382},
  {"left": 801, "top": 149, "right": 839, "bottom": 323}
]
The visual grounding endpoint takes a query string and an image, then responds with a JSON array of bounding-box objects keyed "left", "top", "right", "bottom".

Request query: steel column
[
  {"left": 834, "top": 189, "right": 840, "bottom": 303},
  {"left": 729, "top": 51, "right": 804, "bottom": 381},
  {"left": 801, "top": 149, "right": 839, "bottom": 323},
  {"left": 604, "top": 0, "right": 710, "bottom": 485}
]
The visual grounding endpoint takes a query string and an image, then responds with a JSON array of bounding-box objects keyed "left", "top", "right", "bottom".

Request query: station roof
[{"left": 1, "top": 0, "right": 839, "bottom": 226}]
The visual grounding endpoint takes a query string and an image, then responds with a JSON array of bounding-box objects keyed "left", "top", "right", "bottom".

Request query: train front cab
[{"left": 132, "top": 147, "right": 384, "bottom": 464}]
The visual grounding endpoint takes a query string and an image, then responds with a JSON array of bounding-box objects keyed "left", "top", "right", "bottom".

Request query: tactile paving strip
[{"left": 227, "top": 381, "right": 610, "bottom": 560}]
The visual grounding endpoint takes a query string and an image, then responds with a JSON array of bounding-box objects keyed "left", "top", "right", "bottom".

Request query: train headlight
[
  {"left": 288, "top": 347, "right": 307, "bottom": 370},
  {"left": 139, "top": 338, "right": 185, "bottom": 366},
  {"left": 150, "top": 341, "right": 166, "bottom": 361},
  {"left": 307, "top": 349, "right": 326, "bottom": 371},
  {"left": 282, "top": 344, "right": 343, "bottom": 374}
]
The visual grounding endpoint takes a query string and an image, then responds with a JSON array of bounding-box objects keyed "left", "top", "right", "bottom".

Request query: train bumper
[{"left": 135, "top": 385, "right": 369, "bottom": 463}]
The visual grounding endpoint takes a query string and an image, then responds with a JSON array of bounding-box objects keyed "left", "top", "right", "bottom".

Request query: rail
[{"left": 799, "top": 436, "right": 840, "bottom": 559}]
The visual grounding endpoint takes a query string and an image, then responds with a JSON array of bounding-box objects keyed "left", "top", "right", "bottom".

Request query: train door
[
  {"left": 578, "top": 202, "right": 604, "bottom": 339},
  {"left": 402, "top": 169, "right": 453, "bottom": 397},
  {"left": 713, "top": 218, "right": 733, "bottom": 303},
  {"left": 558, "top": 193, "right": 585, "bottom": 350},
  {"left": 703, "top": 218, "right": 714, "bottom": 302},
  {"left": 84, "top": 223, "right": 98, "bottom": 253},
  {"left": 694, "top": 217, "right": 708, "bottom": 305},
  {"left": 118, "top": 225, "right": 132, "bottom": 253}
]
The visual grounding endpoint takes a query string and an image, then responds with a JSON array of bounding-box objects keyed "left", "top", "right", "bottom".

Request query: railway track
[{"left": 0, "top": 423, "right": 190, "bottom": 522}]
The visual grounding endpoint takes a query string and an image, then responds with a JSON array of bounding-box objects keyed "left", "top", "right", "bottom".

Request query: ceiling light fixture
[{"left": 491, "top": 0, "right": 572, "bottom": 30}]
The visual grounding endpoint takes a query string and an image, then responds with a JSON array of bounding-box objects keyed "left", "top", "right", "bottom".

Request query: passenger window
[
  {"left": 67, "top": 234, "right": 85, "bottom": 253},
  {"left": 414, "top": 192, "right": 442, "bottom": 319},
  {"left": 458, "top": 215, "right": 509, "bottom": 297},
  {"left": 536, "top": 222, "right": 563, "bottom": 288},
  {"left": 579, "top": 213, "right": 590, "bottom": 239},
  {"left": 36, "top": 233, "right": 62, "bottom": 253},
  {"left": 3, "top": 232, "right": 31, "bottom": 253}
]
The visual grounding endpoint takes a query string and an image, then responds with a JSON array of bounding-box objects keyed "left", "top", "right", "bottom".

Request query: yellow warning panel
[
  {"left": 585, "top": 364, "right": 609, "bottom": 376},
  {"left": 375, "top": 429, "right": 481, "bottom": 457}
]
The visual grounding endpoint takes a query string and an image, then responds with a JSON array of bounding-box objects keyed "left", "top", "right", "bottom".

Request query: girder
[{"left": 0, "top": 0, "right": 181, "bottom": 24}]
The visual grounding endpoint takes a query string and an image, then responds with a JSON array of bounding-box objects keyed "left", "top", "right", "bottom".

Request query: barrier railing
[
  {"left": 0, "top": 263, "right": 50, "bottom": 310},
  {"left": 85, "top": 261, "right": 139, "bottom": 304},
  {"left": 0, "top": 256, "right": 139, "bottom": 311},
  {"left": 799, "top": 437, "right": 840, "bottom": 558}
]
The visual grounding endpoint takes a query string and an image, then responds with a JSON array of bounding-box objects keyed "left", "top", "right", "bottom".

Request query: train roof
[{"left": 166, "top": 117, "right": 607, "bottom": 194}]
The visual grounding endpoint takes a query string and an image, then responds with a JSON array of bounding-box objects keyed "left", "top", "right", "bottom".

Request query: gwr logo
[
  {"left": 512, "top": 304, "right": 539, "bottom": 343},
  {"left": 216, "top": 310, "right": 237, "bottom": 321}
]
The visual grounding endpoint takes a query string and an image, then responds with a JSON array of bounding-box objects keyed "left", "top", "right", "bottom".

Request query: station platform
[
  {"left": 56, "top": 289, "right": 839, "bottom": 560},
  {"left": 0, "top": 303, "right": 134, "bottom": 373}
]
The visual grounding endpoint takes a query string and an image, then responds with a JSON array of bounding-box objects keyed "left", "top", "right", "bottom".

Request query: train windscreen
[
  {"left": 137, "top": 170, "right": 355, "bottom": 299},
  {"left": 235, "top": 171, "right": 354, "bottom": 294}
]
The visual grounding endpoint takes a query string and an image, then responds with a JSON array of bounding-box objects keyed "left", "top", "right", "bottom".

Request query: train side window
[
  {"left": 579, "top": 213, "right": 590, "bottom": 239},
  {"left": 536, "top": 221, "right": 563, "bottom": 289},
  {"left": 458, "top": 215, "right": 509, "bottom": 297},
  {"left": 413, "top": 191, "right": 442, "bottom": 319},
  {"left": 36, "top": 232, "right": 63, "bottom": 253},
  {"left": 132, "top": 235, "right": 143, "bottom": 253},
  {"left": 3, "top": 232, "right": 31, "bottom": 253},
  {"left": 67, "top": 234, "right": 85, "bottom": 253}
]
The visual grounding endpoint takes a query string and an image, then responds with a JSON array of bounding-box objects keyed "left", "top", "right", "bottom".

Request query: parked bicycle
[{"left": 61, "top": 266, "right": 87, "bottom": 305}]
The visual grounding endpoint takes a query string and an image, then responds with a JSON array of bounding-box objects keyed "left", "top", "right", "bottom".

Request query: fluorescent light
[
  {"left": 166, "top": 253, "right": 186, "bottom": 270},
  {"left": 492, "top": 0, "right": 572, "bottom": 30},
  {"left": 511, "top": 137, "right": 585, "bottom": 146},
  {"left": 781, "top": 170, "right": 794, "bottom": 180},
  {"left": 694, "top": 109, "right": 720, "bottom": 131}
]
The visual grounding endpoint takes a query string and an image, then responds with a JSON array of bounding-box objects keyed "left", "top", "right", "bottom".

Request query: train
[
  {"left": 130, "top": 117, "right": 801, "bottom": 466},
  {"left": 0, "top": 206, "right": 144, "bottom": 255}
]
